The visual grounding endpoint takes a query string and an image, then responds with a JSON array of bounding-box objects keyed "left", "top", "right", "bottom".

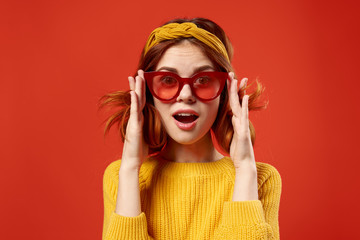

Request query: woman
[{"left": 100, "top": 18, "right": 282, "bottom": 240}]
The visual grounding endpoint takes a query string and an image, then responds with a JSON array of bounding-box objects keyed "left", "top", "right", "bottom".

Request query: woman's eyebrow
[
  {"left": 157, "top": 66, "right": 178, "bottom": 73},
  {"left": 156, "top": 65, "right": 215, "bottom": 73},
  {"left": 193, "top": 65, "right": 215, "bottom": 73}
]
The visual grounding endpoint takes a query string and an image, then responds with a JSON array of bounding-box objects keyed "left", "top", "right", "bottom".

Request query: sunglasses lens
[
  {"left": 146, "top": 72, "right": 226, "bottom": 101},
  {"left": 193, "top": 74, "right": 221, "bottom": 100},
  {"left": 152, "top": 75, "right": 179, "bottom": 100}
]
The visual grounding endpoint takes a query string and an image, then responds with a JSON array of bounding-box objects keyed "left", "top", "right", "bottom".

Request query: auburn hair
[{"left": 98, "top": 17, "right": 267, "bottom": 155}]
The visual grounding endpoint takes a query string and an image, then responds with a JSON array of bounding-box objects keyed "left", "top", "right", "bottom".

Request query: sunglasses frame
[{"left": 144, "top": 71, "right": 228, "bottom": 102}]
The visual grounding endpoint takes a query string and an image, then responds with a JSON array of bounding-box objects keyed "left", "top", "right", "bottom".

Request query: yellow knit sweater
[{"left": 103, "top": 157, "right": 282, "bottom": 239}]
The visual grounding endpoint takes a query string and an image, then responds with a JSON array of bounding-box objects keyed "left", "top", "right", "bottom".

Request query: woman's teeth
[{"left": 173, "top": 113, "right": 199, "bottom": 123}]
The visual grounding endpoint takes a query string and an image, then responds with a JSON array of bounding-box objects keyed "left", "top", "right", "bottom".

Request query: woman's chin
[{"left": 167, "top": 130, "right": 211, "bottom": 146}]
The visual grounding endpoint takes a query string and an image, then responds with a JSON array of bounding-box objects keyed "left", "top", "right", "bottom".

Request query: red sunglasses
[{"left": 144, "top": 71, "right": 228, "bottom": 102}]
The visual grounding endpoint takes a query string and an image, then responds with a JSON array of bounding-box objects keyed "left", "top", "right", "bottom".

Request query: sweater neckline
[{"left": 148, "top": 156, "right": 235, "bottom": 177}]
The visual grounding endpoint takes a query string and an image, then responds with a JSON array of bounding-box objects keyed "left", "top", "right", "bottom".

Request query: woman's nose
[{"left": 176, "top": 84, "right": 196, "bottom": 103}]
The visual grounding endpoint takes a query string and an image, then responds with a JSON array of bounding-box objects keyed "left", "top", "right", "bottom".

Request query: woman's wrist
[
  {"left": 116, "top": 161, "right": 142, "bottom": 217},
  {"left": 232, "top": 164, "right": 258, "bottom": 201},
  {"left": 234, "top": 161, "right": 257, "bottom": 175},
  {"left": 120, "top": 158, "right": 143, "bottom": 172}
]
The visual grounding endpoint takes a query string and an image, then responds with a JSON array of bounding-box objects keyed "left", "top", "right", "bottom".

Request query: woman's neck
[{"left": 159, "top": 132, "right": 224, "bottom": 163}]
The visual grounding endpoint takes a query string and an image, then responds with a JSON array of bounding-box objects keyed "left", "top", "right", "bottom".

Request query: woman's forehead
[{"left": 156, "top": 41, "right": 214, "bottom": 73}]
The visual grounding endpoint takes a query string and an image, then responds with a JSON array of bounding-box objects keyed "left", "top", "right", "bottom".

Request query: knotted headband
[{"left": 143, "top": 22, "right": 230, "bottom": 62}]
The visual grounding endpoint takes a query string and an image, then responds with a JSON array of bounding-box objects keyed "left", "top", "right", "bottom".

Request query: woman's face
[{"left": 153, "top": 40, "right": 220, "bottom": 145}]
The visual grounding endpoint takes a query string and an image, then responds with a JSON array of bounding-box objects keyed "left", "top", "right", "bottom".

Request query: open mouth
[{"left": 173, "top": 113, "right": 199, "bottom": 123}]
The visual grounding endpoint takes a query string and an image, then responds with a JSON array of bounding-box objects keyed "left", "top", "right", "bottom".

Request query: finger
[
  {"left": 243, "top": 78, "right": 248, "bottom": 95},
  {"left": 135, "top": 75, "right": 145, "bottom": 110},
  {"left": 137, "top": 69, "right": 146, "bottom": 108},
  {"left": 227, "top": 72, "right": 233, "bottom": 92},
  {"left": 138, "top": 69, "right": 145, "bottom": 79},
  {"left": 239, "top": 78, "right": 248, "bottom": 93},
  {"left": 228, "top": 73, "right": 242, "bottom": 117},
  {"left": 135, "top": 75, "right": 142, "bottom": 96},
  {"left": 135, "top": 75, "right": 144, "bottom": 110},
  {"left": 129, "top": 90, "right": 138, "bottom": 116},
  {"left": 227, "top": 72, "right": 238, "bottom": 92},
  {"left": 241, "top": 95, "right": 250, "bottom": 130},
  {"left": 128, "top": 76, "right": 135, "bottom": 91}
]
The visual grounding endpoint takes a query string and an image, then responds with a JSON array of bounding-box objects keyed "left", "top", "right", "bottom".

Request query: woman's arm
[
  {"left": 103, "top": 160, "right": 153, "bottom": 240},
  {"left": 227, "top": 72, "right": 258, "bottom": 201},
  {"left": 115, "top": 69, "right": 148, "bottom": 217},
  {"left": 214, "top": 73, "right": 281, "bottom": 239},
  {"left": 115, "top": 164, "right": 141, "bottom": 216},
  {"left": 232, "top": 163, "right": 258, "bottom": 201},
  {"left": 103, "top": 70, "right": 153, "bottom": 240}
]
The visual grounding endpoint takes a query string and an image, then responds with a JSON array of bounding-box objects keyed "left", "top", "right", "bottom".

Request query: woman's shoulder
[
  {"left": 103, "top": 160, "right": 121, "bottom": 194},
  {"left": 255, "top": 162, "right": 281, "bottom": 175},
  {"left": 255, "top": 162, "right": 282, "bottom": 188},
  {"left": 103, "top": 159, "right": 121, "bottom": 179}
]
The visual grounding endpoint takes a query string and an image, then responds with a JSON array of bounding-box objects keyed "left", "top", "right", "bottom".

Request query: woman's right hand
[
  {"left": 114, "top": 70, "right": 147, "bottom": 216},
  {"left": 121, "top": 69, "right": 149, "bottom": 170}
]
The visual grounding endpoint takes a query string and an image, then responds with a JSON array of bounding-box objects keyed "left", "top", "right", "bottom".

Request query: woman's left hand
[{"left": 227, "top": 72, "right": 258, "bottom": 200}]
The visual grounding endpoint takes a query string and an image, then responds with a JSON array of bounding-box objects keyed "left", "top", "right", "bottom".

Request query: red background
[{"left": 1, "top": 0, "right": 359, "bottom": 239}]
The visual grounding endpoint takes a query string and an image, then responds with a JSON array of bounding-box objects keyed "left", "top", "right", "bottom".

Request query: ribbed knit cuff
[
  {"left": 105, "top": 212, "right": 150, "bottom": 240},
  {"left": 221, "top": 200, "right": 266, "bottom": 225}
]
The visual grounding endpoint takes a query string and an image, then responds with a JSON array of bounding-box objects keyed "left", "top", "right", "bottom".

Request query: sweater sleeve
[
  {"left": 102, "top": 160, "right": 153, "bottom": 240},
  {"left": 214, "top": 163, "right": 282, "bottom": 240}
]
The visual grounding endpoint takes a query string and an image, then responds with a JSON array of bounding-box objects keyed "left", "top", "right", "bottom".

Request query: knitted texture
[{"left": 103, "top": 157, "right": 281, "bottom": 240}]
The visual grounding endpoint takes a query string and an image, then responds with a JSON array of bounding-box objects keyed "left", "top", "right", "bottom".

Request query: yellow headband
[{"left": 143, "top": 22, "right": 230, "bottom": 62}]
